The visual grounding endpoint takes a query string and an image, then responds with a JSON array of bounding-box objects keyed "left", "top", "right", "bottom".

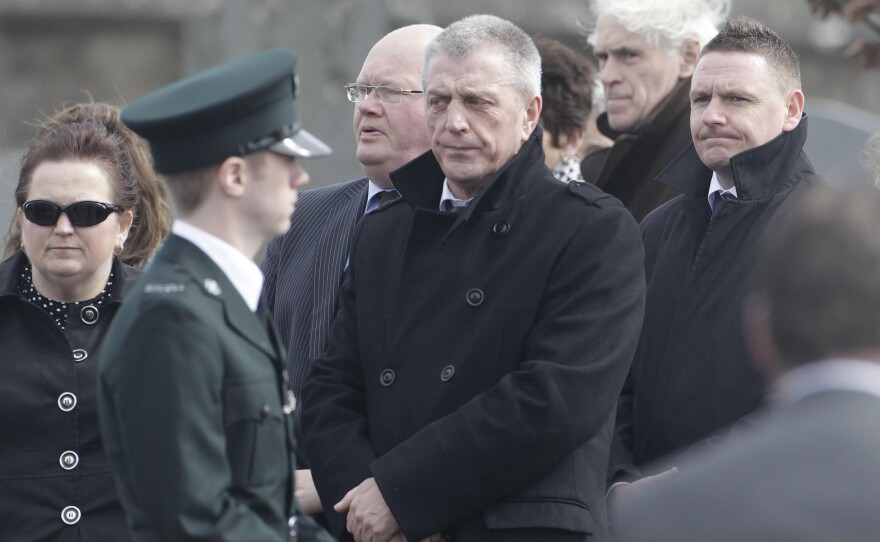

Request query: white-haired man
[{"left": 583, "top": 0, "right": 729, "bottom": 221}]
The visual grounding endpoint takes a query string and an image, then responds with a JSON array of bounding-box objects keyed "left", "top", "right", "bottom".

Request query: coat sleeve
[
  {"left": 99, "top": 298, "right": 286, "bottom": 542},
  {"left": 300, "top": 223, "right": 379, "bottom": 540},
  {"left": 608, "top": 373, "right": 642, "bottom": 486},
  {"left": 607, "top": 209, "right": 669, "bottom": 486},
  {"left": 371, "top": 201, "right": 646, "bottom": 539}
]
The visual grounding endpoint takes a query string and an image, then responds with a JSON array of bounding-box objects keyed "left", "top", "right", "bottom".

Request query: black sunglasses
[{"left": 22, "top": 200, "right": 125, "bottom": 227}]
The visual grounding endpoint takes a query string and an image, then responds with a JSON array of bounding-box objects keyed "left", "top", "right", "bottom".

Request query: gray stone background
[{"left": 2, "top": 0, "right": 879, "bottom": 235}]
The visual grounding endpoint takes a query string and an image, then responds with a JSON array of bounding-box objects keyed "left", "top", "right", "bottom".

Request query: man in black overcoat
[
  {"left": 582, "top": 0, "right": 728, "bottom": 221},
  {"left": 609, "top": 17, "right": 820, "bottom": 504},
  {"left": 302, "top": 15, "right": 645, "bottom": 542},
  {"left": 261, "top": 24, "right": 441, "bottom": 514}
]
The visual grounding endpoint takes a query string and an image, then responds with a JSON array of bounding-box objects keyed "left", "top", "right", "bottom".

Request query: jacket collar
[
  {"left": 391, "top": 126, "right": 548, "bottom": 219},
  {"left": 597, "top": 77, "right": 692, "bottom": 141},
  {"left": 0, "top": 250, "right": 138, "bottom": 303},
  {"left": 657, "top": 115, "right": 810, "bottom": 201},
  {"left": 157, "top": 234, "right": 281, "bottom": 360}
]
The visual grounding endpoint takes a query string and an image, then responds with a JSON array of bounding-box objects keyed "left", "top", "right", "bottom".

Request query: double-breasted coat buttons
[
  {"left": 379, "top": 369, "right": 396, "bottom": 387},
  {"left": 61, "top": 506, "right": 81, "bottom": 525},
  {"left": 59, "top": 451, "right": 79, "bottom": 470},
  {"left": 58, "top": 392, "right": 77, "bottom": 412},
  {"left": 440, "top": 365, "right": 455, "bottom": 382},
  {"left": 466, "top": 289, "right": 484, "bottom": 307},
  {"left": 492, "top": 221, "right": 510, "bottom": 236},
  {"left": 80, "top": 305, "right": 99, "bottom": 325}
]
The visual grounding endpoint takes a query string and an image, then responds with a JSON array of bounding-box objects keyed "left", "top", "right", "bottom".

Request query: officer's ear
[{"left": 217, "top": 156, "right": 247, "bottom": 198}]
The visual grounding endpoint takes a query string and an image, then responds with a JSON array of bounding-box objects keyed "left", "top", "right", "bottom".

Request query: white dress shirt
[{"left": 171, "top": 220, "right": 264, "bottom": 312}]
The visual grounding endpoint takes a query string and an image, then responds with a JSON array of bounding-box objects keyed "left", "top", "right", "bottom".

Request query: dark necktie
[
  {"left": 711, "top": 191, "right": 734, "bottom": 219},
  {"left": 371, "top": 189, "right": 399, "bottom": 213}
]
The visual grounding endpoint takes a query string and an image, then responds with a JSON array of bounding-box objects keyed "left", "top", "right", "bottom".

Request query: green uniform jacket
[{"left": 98, "top": 234, "right": 304, "bottom": 541}]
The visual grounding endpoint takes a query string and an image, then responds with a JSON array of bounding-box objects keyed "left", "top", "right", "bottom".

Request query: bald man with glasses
[{"left": 261, "top": 23, "right": 442, "bottom": 516}]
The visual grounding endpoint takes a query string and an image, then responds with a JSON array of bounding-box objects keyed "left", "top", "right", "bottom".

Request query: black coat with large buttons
[
  {"left": 302, "top": 129, "right": 646, "bottom": 541},
  {"left": 0, "top": 251, "right": 139, "bottom": 541}
]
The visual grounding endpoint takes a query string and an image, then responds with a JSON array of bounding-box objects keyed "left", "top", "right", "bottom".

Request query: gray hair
[
  {"left": 588, "top": 0, "right": 730, "bottom": 54},
  {"left": 423, "top": 14, "right": 541, "bottom": 106}
]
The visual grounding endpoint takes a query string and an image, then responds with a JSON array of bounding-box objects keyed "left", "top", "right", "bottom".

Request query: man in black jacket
[
  {"left": 610, "top": 17, "right": 818, "bottom": 501},
  {"left": 583, "top": 0, "right": 729, "bottom": 221},
  {"left": 261, "top": 23, "right": 441, "bottom": 515},
  {"left": 302, "top": 14, "right": 645, "bottom": 542}
]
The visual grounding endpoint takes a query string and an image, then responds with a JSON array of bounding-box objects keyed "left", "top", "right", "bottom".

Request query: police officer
[{"left": 97, "top": 50, "right": 335, "bottom": 541}]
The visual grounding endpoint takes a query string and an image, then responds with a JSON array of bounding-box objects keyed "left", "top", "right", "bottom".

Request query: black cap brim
[{"left": 270, "top": 128, "right": 332, "bottom": 158}]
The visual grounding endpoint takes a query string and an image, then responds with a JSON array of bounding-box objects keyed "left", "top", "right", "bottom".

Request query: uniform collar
[{"left": 171, "top": 220, "right": 263, "bottom": 311}]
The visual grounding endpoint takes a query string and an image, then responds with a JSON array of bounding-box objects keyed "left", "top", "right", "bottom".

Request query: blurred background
[{"left": 1, "top": 0, "right": 878, "bottom": 231}]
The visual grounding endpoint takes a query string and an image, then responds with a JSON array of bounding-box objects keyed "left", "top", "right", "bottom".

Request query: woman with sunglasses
[
  {"left": 0, "top": 107, "right": 166, "bottom": 540},
  {"left": 4, "top": 102, "right": 171, "bottom": 267}
]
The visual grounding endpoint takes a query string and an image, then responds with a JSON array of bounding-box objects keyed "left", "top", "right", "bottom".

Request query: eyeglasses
[
  {"left": 22, "top": 200, "right": 125, "bottom": 227},
  {"left": 345, "top": 84, "right": 423, "bottom": 104}
]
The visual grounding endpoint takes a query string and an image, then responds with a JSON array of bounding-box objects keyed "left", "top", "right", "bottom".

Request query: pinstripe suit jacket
[{"left": 262, "top": 177, "right": 369, "bottom": 466}]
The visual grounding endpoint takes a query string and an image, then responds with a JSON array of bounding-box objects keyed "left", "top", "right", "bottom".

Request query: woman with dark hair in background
[
  {"left": 534, "top": 37, "right": 601, "bottom": 183},
  {"left": 0, "top": 104, "right": 168, "bottom": 540}
]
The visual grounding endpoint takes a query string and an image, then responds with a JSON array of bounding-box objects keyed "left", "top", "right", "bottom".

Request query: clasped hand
[{"left": 334, "top": 478, "right": 446, "bottom": 542}]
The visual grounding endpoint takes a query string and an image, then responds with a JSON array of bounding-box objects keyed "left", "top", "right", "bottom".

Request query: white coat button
[
  {"left": 58, "top": 392, "right": 77, "bottom": 412},
  {"left": 61, "top": 506, "right": 81, "bottom": 525},
  {"left": 59, "top": 451, "right": 79, "bottom": 470},
  {"left": 72, "top": 349, "right": 88, "bottom": 362}
]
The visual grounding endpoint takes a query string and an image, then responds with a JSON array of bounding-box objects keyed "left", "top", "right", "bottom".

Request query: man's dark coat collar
[
  {"left": 597, "top": 77, "right": 692, "bottom": 141},
  {"left": 390, "top": 126, "right": 549, "bottom": 221},
  {"left": 657, "top": 115, "right": 811, "bottom": 202}
]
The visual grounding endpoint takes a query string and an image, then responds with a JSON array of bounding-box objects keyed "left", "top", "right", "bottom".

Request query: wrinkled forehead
[
  {"left": 693, "top": 52, "right": 776, "bottom": 89},
  {"left": 425, "top": 46, "right": 510, "bottom": 84}
]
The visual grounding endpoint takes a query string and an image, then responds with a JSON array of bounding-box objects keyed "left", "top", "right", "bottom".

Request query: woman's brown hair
[{"left": 4, "top": 101, "right": 171, "bottom": 268}]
